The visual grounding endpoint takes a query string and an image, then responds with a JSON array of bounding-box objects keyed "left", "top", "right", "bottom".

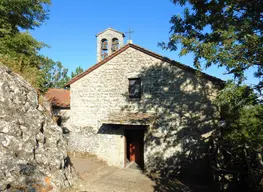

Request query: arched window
[
  {"left": 101, "top": 38, "right": 108, "bottom": 50},
  {"left": 112, "top": 38, "right": 119, "bottom": 52},
  {"left": 101, "top": 39, "right": 108, "bottom": 60}
]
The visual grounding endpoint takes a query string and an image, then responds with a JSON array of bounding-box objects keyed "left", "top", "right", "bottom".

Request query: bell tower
[{"left": 96, "top": 28, "right": 125, "bottom": 62}]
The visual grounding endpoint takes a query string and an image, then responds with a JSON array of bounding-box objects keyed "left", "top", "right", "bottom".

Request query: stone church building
[{"left": 64, "top": 28, "right": 223, "bottom": 176}]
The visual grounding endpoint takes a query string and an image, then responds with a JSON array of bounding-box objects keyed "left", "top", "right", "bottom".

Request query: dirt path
[
  {"left": 63, "top": 154, "right": 190, "bottom": 192},
  {"left": 63, "top": 154, "right": 154, "bottom": 192}
]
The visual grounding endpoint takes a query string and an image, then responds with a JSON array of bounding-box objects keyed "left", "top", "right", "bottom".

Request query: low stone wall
[{"left": 68, "top": 125, "right": 125, "bottom": 167}]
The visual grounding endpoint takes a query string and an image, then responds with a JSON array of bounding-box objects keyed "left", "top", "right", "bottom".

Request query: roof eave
[
  {"left": 64, "top": 44, "right": 224, "bottom": 87},
  {"left": 96, "top": 28, "right": 125, "bottom": 37}
]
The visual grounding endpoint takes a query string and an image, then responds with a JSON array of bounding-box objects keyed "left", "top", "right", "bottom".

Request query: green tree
[
  {"left": 0, "top": 32, "right": 46, "bottom": 69},
  {"left": 161, "top": 0, "right": 263, "bottom": 93},
  {"left": 40, "top": 59, "right": 70, "bottom": 89},
  {"left": 215, "top": 82, "right": 262, "bottom": 147},
  {"left": 0, "top": 0, "right": 69, "bottom": 92},
  {"left": 71, "top": 66, "right": 84, "bottom": 78},
  {"left": 213, "top": 83, "right": 263, "bottom": 190},
  {"left": 163, "top": 1, "right": 263, "bottom": 189},
  {"left": 0, "top": 0, "right": 51, "bottom": 36}
]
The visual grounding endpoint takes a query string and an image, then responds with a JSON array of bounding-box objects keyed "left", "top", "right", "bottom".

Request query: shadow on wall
[{"left": 120, "top": 61, "right": 222, "bottom": 191}]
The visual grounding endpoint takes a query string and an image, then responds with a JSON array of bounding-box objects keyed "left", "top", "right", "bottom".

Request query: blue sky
[{"left": 30, "top": 0, "right": 257, "bottom": 85}]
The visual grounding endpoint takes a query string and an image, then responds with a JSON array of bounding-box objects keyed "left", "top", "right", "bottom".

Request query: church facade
[{"left": 65, "top": 28, "right": 223, "bottom": 175}]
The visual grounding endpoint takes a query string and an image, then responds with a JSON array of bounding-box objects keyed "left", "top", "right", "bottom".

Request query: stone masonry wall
[
  {"left": 0, "top": 64, "right": 74, "bottom": 191},
  {"left": 70, "top": 46, "right": 221, "bottom": 172},
  {"left": 69, "top": 124, "right": 125, "bottom": 167}
]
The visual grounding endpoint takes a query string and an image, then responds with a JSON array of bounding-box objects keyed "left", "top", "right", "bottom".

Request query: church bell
[
  {"left": 112, "top": 40, "right": 119, "bottom": 52},
  {"left": 101, "top": 41, "right": 108, "bottom": 50}
]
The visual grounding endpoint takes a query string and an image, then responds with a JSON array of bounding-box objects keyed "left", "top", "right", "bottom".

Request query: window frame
[{"left": 128, "top": 78, "right": 142, "bottom": 99}]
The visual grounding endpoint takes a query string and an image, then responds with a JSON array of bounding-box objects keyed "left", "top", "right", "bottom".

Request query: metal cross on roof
[{"left": 125, "top": 28, "right": 134, "bottom": 40}]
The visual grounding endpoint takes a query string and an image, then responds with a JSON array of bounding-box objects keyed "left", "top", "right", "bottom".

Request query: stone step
[{"left": 125, "top": 161, "right": 142, "bottom": 173}]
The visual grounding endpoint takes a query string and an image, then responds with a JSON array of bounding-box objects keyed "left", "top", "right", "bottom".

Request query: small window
[
  {"left": 56, "top": 115, "right": 62, "bottom": 126},
  {"left": 129, "top": 78, "right": 142, "bottom": 99}
]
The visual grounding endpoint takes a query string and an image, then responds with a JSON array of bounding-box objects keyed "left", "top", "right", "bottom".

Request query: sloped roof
[
  {"left": 65, "top": 43, "right": 223, "bottom": 87},
  {"left": 45, "top": 89, "right": 70, "bottom": 108},
  {"left": 96, "top": 27, "right": 125, "bottom": 37}
]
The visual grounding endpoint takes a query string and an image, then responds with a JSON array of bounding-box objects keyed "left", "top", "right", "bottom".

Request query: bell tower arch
[{"left": 96, "top": 28, "right": 125, "bottom": 62}]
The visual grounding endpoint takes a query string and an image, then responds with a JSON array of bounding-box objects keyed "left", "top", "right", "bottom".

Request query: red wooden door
[{"left": 129, "top": 143, "right": 136, "bottom": 162}]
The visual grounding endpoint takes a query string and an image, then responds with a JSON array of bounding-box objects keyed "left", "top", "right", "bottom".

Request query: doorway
[{"left": 125, "top": 128, "right": 145, "bottom": 169}]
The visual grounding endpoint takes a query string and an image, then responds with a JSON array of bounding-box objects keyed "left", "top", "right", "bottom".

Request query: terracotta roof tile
[
  {"left": 45, "top": 89, "right": 70, "bottom": 108},
  {"left": 65, "top": 43, "right": 224, "bottom": 87}
]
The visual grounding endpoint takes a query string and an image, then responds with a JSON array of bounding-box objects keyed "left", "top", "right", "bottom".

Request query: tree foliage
[
  {"left": 164, "top": 1, "right": 263, "bottom": 190},
  {"left": 212, "top": 83, "right": 263, "bottom": 190},
  {"left": 71, "top": 66, "right": 84, "bottom": 78},
  {"left": 162, "top": 0, "right": 263, "bottom": 93},
  {"left": 40, "top": 59, "right": 69, "bottom": 89},
  {"left": 42, "top": 64, "right": 84, "bottom": 89},
  {"left": 0, "top": 0, "right": 51, "bottom": 36},
  {"left": 215, "top": 82, "right": 262, "bottom": 148},
  {"left": 0, "top": 0, "right": 70, "bottom": 92}
]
